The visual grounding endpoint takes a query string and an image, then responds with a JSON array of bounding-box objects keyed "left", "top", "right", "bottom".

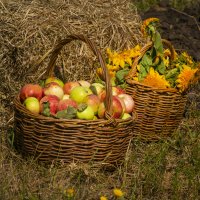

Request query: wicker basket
[
  {"left": 125, "top": 39, "right": 187, "bottom": 141},
  {"left": 13, "top": 35, "right": 136, "bottom": 167}
]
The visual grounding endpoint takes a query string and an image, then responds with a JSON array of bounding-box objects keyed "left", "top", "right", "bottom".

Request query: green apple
[
  {"left": 70, "top": 86, "right": 92, "bottom": 103},
  {"left": 121, "top": 113, "right": 132, "bottom": 119},
  {"left": 78, "top": 80, "right": 91, "bottom": 88},
  {"left": 24, "top": 97, "right": 40, "bottom": 114},
  {"left": 45, "top": 77, "right": 64, "bottom": 88},
  {"left": 93, "top": 115, "right": 98, "bottom": 120},
  {"left": 77, "top": 104, "right": 95, "bottom": 120},
  {"left": 90, "top": 82, "right": 105, "bottom": 96}
]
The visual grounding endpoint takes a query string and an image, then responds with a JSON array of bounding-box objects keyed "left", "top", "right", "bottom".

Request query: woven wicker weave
[
  {"left": 125, "top": 39, "right": 187, "bottom": 141},
  {"left": 13, "top": 35, "right": 136, "bottom": 167}
]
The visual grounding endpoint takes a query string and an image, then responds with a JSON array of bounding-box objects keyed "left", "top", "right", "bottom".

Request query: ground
[
  {"left": 140, "top": 1, "right": 200, "bottom": 61},
  {"left": 0, "top": 1, "right": 200, "bottom": 199}
]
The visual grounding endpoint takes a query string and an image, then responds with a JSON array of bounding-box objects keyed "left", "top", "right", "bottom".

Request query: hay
[{"left": 0, "top": 0, "right": 144, "bottom": 123}]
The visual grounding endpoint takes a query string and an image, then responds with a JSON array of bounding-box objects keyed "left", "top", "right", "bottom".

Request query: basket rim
[{"left": 14, "top": 95, "right": 136, "bottom": 124}]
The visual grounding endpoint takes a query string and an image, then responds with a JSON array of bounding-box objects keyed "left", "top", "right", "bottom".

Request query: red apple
[
  {"left": 98, "top": 96, "right": 124, "bottom": 119},
  {"left": 40, "top": 95, "right": 59, "bottom": 116},
  {"left": 24, "top": 97, "right": 40, "bottom": 114},
  {"left": 45, "top": 77, "right": 64, "bottom": 88},
  {"left": 83, "top": 94, "right": 100, "bottom": 114},
  {"left": 20, "top": 84, "right": 43, "bottom": 102},
  {"left": 78, "top": 80, "right": 91, "bottom": 88},
  {"left": 112, "top": 86, "right": 125, "bottom": 96},
  {"left": 98, "top": 90, "right": 106, "bottom": 102},
  {"left": 70, "top": 86, "right": 92, "bottom": 103},
  {"left": 118, "top": 94, "right": 135, "bottom": 114},
  {"left": 115, "top": 96, "right": 126, "bottom": 114},
  {"left": 43, "top": 82, "right": 64, "bottom": 100},
  {"left": 63, "top": 81, "right": 80, "bottom": 95},
  {"left": 57, "top": 99, "right": 78, "bottom": 111},
  {"left": 97, "top": 102, "right": 106, "bottom": 119},
  {"left": 112, "top": 96, "right": 124, "bottom": 118}
]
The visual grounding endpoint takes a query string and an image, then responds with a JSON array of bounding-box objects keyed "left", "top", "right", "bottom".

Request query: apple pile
[{"left": 19, "top": 77, "right": 135, "bottom": 120}]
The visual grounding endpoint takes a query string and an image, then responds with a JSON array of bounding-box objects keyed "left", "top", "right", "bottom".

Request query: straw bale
[{"left": 0, "top": 0, "right": 144, "bottom": 118}]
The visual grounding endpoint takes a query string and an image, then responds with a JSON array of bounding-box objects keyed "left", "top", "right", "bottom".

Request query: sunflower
[
  {"left": 96, "top": 66, "right": 116, "bottom": 79},
  {"left": 106, "top": 48, "right": 124, "bottom": 67},
  {"left": 133, "top": 76, "right": 139, "bottom": 81},
  {"left": 164, "top": 49, "right": 171, "bottom": 57},
  {"left": 182, "top": 52, "right": 194, "bottom": 65},
  {"left": 64, "top": 188, "right": 74, "bottom": 198},
  {"left": 96, "top": 67, "right": 103, "bottom": 77},
  {"left": 176, "top": 64, "right": 198, "bottom": 92},
  {"left": 107, "top": 64, "right": 120, "bottom": 71},
  {"left": 122, "top": 45, "right": 141, "bottom": 60},
  {"left": 141, "top": 18, "right": 159, "bottom": 37},
  {"left": 106, "top": 46, "right": 141, "bottom": 69},
  {"left": 163, "top": 56, "right": 170, "bottom": 67},
  {"left": 100, "top": 196, "right": 108, "bottom": 200},
  {"left": 113, "top": 188, "right": 124, "bottom": 197},
  {"left": 142, "top": 67, "right": 170, "bottom": 88},
  {"left": 109, "top": 70, "right": 116, "bottom": 78}
]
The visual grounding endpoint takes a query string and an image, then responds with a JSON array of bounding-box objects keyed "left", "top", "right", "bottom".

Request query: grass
[
  {"left": 1, "top": 105, "right": 200, "bottom": 199},
  {"left": 134, "top": 0, "right": 200, "bottom": 12}
]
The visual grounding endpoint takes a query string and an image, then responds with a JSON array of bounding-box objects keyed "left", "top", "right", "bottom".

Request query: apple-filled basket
[
  {"left": 125, "top": 39, "right": 187, "bottom": 141},
  {"left": 13, "top": 35, "right": 136, "bottom": 167}
]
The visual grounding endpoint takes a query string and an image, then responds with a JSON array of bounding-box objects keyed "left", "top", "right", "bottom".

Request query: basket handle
[
  {"left": 44, "top": 34, "right": 114, "bottom": 121},
  {"left": 126, "top": 39, "right": 176, "bottom": 81}
]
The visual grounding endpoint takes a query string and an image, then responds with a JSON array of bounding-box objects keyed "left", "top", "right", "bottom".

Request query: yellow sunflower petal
[
  {"left": 119, "top": 59, "right": 125, "bottom": 68},
  {"left": 100, "top": 196, "right": 108, "bottom": 200},
  {"left": 64, "top": 188, "right": 74, "bottom": 197},
  {"left": 176, "top": 65, "right": 198, "bottom": 92},
  {"left": 113, "top": 188, "right": 124, "bottom": 197},
  {"left": 164, "top": 49, "right": 171, "bottom": 57},
  {"left": 136, "top": 65, "right": 141, "bottom": 71},
  {"left": 163, "top": 57, "right": 169, "bottom": 67},
  {"left": 125, "top": 57, "right": 132, "bottom": 66},
  {"left": 142, "top": 67, "right": 170, "bottom": 88}
]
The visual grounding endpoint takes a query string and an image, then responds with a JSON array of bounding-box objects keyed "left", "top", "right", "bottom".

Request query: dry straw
[{"left": 0, "top": 0, "right": 144, "bottom": 101}]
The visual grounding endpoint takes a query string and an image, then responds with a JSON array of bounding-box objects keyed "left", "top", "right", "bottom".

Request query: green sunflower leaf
[
  {"left": 115, "top": 68, "right": 130, "bottom": 84},
  {"left": 156, "top": 61, "right": 166, "bottom": 75},
  {"left": 78, "top": 103, "right": 88, "bottom": 112},
  {"left": 153, "top": 31, "right": 164, "bottom": 55},
  {"left": 42, "top": 102, "right": 51, "bottom": 117},
  {"left": 140, "top": 52, "right": 152, "bottom": 67},
  {"left": 165, "top": 68, "right": 179, "bottom": 79},
  {"left": 138, "top": 65, "right": 148, "bottom": 81},
  {"left": 56, "top": 106, "right": 77, "bottom": 119}
]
